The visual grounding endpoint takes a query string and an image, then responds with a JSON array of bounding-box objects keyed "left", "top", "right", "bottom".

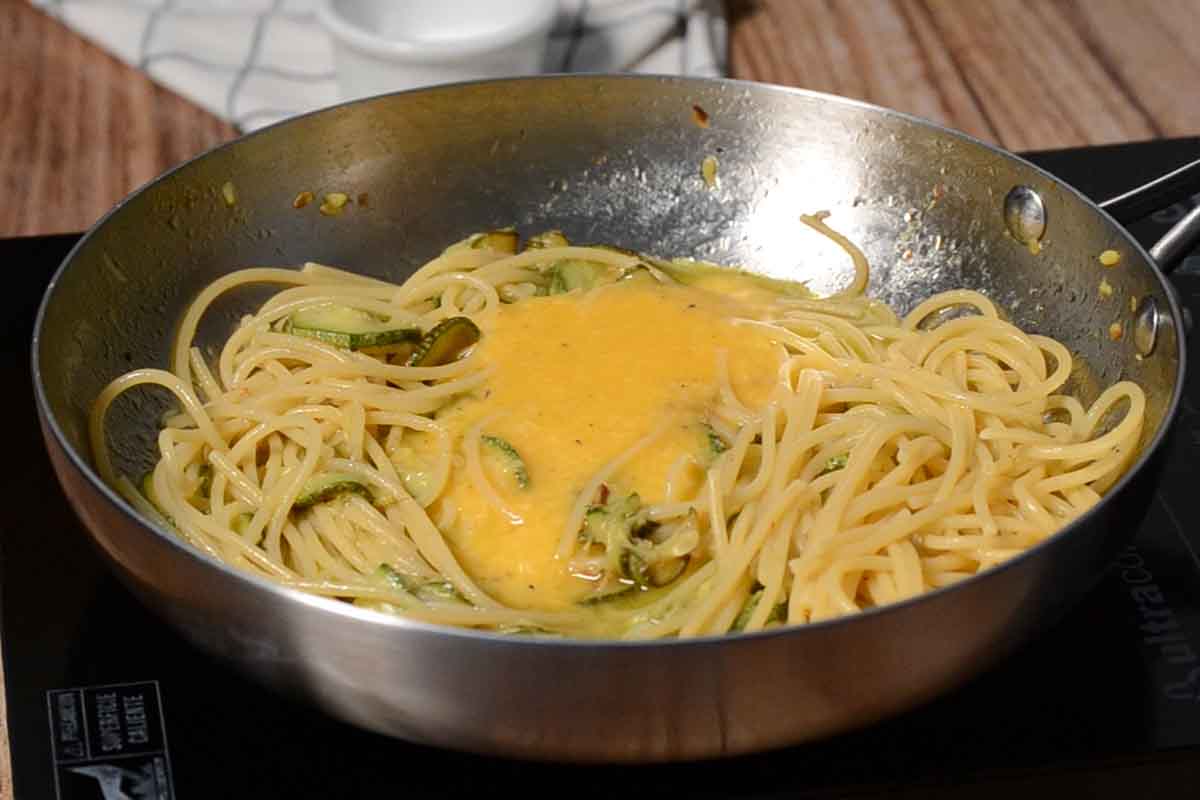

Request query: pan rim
[{"left": 30, "top": 72, "right": 1189, "bottom": 650}]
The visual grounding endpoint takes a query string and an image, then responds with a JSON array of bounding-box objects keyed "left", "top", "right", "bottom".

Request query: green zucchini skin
[
  {"left": 286, "top": 305, "right": 421, "bottom": 350},
  {"left": 406, "top": 317, "right": 481, "bottom": 367},
  {"left": 820, "top": 453, "right": 849, "bottom": 475},
  {"left": 378, "top": 564, "right": 468, "bottom": 604},
  {"left": 468, "top": 229, "right": 519, "bottom": 254},
  {"left": 524, "top": 230, "right": 570, "bottom": 250},
  {"left": 578, "top": 491, "right": 692, "bottom": 594},
  {"left": 547, "top": 260, "right": 606, "bottom": 294},
  {"left": 731, "top": 587, "right": 788, "bottom": 632},
  {"left": 481, "top": 435, "right": 530, "bottom": 489},
  {"left": 699, "top": 423, "right": 729, "bottom": 464},
  {"left": 294, "top": 473, "right": 370, "bottom": 509}
]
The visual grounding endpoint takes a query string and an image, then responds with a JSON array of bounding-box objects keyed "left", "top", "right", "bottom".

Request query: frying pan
[{"left": 31, "top": 75, "right": 1198, "bottom": 762}]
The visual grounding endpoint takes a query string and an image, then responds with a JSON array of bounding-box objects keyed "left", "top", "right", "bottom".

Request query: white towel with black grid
[{"left": 29, "top": 0, "right": 728, "bottom": 132}]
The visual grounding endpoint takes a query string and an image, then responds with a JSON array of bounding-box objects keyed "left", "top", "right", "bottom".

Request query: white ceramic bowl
[{"left": 318, "top": 0, "right": 559, "bottom": 101}]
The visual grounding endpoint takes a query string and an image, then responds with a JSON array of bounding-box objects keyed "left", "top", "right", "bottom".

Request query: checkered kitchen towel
[{"left": 31, "top": 0, "right": 728, "bottom": 132}]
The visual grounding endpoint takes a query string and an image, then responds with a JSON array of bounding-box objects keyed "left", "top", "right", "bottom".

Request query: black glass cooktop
[{"left": 6, "top": 138, "right": 1200, "bottom": 799}]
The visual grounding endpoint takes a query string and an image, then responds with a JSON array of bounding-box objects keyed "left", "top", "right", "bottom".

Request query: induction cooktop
[{"left": 6, "top": 138, "right": 1200, "bottom": 799}]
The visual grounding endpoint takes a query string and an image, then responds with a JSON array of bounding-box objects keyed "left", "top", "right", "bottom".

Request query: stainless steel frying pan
[{"left": 31, "top": 76, "right": 1197, "bottom": 762}]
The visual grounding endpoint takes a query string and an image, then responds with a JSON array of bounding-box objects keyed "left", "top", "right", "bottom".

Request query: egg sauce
[{"left": 427, "top": 273, "right": 784, "bottom": 611}]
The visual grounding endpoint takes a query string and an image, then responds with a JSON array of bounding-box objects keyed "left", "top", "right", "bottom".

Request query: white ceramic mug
[{"left": 318, "top": 0, "right": 559, "bottom": 101}]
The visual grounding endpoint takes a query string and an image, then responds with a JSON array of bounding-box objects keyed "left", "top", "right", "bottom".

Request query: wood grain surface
[
  {"left": 3, "top": 0, "right": 1200, "bottom": 795},
  {"left": 0, "top": 2, "right": 236, "bottom": 238},
  {"left": 729, "top": 0, "right": 1200, "bottom": 149},
  {"left": 4, "top": 1, "right": 1200, "bottom": 237}
]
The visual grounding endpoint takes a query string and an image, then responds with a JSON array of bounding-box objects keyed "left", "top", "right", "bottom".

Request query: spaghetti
[{"left": 90, "top": 218, "right": 1145, "bottom": 638}]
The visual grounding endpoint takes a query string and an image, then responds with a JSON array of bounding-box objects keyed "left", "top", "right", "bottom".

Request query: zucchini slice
[
  {"left": 580, "top": 492, "right": 647, "bottom": 548},
  {"left": 731, "top": 587, "right": 788, "bottom": 632},
  {"left": 579, "top": 491, "right": 698, "bottom": 590},
  {"left": 195, "top": 463, "right": 213, "bottom": 498},
  {"left": 699, "top": 423, "right": 729, "bottom": 462},
  {"left": 294, "top": 473, "right": 370, "bottom": 510},
  {"left": 378, "top": 564, "right": 467, "bottom": 604},
  {"left": 547, "top": 260, "right": 606, "bottom": 294},
  {"left": 819, "top": 453, "right": 849, "bottom": 475},
  {"left": 580, "top": 584, "right": 638, "bottom": 606},
  {"left": 468, "top": 229, "right": 519, "bottom": 254},
  {"left": 524, "top": 230, "right": 570, "bottom": 250},
  {"left": 481, "top": 434, "right": 530, "bottom": 489},
  {"left": 646, "top": 555, "right": 689, "bottom": 587},
  {"left": 286, "top": 304, "right": 421, "bottom": 351},
  {"left": 406, "top": 317, "right": 481, "bottom": 366},
  {"left": 619, "top": 550, "right": 689, "bottom": 589}
]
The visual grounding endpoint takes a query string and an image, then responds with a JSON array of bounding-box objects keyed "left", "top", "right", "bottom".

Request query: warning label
[{"left": 46, "top": 681, "right": 175, "bottom": 800}]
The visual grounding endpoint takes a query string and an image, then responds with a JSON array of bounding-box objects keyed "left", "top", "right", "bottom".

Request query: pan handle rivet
[
  {"left": 1133, "top": 296, "right": 1161, "bottom": 356},
  {"left": 1003, "top": 186, "right": 1046, "bottom": 245}
]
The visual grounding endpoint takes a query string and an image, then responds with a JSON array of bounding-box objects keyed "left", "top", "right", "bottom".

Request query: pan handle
[
  {"left": 1147, "top": 204, "right": 1200, "bottom": 274},
  {"left": 1097, "top": 155, "right": 1200, "bottom": 275},
  {"left": 1099, "top": 156, "right": 1200, "bottom": 224}
]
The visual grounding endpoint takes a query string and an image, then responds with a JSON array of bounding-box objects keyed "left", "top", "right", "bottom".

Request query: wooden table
[
  {"left": 6, "top": 0, "right": 1200, "bottom": 237},
  {"left": 4, "top": 0, "right": 1200, "bottom": 794}
]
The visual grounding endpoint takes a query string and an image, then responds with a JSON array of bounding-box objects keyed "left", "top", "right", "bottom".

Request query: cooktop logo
[
  {"left": 1114, "top": 545, "right": 1200, "bottom": 702},
  {"left": 66, "top": 764, "right": 162, "bottom": 800},
  {"left": 46, "top": 681, "right": 175, "bottom": 800}
]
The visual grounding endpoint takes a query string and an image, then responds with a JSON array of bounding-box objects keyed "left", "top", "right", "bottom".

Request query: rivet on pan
[
  {"left": 1003, "top": 186, "right": 1046, "bottom": 246},
  {"left": 1133, "top": 296, "right": 1161, "bottom": 357}
]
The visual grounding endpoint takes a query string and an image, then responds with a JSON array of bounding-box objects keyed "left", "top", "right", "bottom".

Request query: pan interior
[{"left": 37, "top": 76, "right": 1178, "bottom": 500}]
